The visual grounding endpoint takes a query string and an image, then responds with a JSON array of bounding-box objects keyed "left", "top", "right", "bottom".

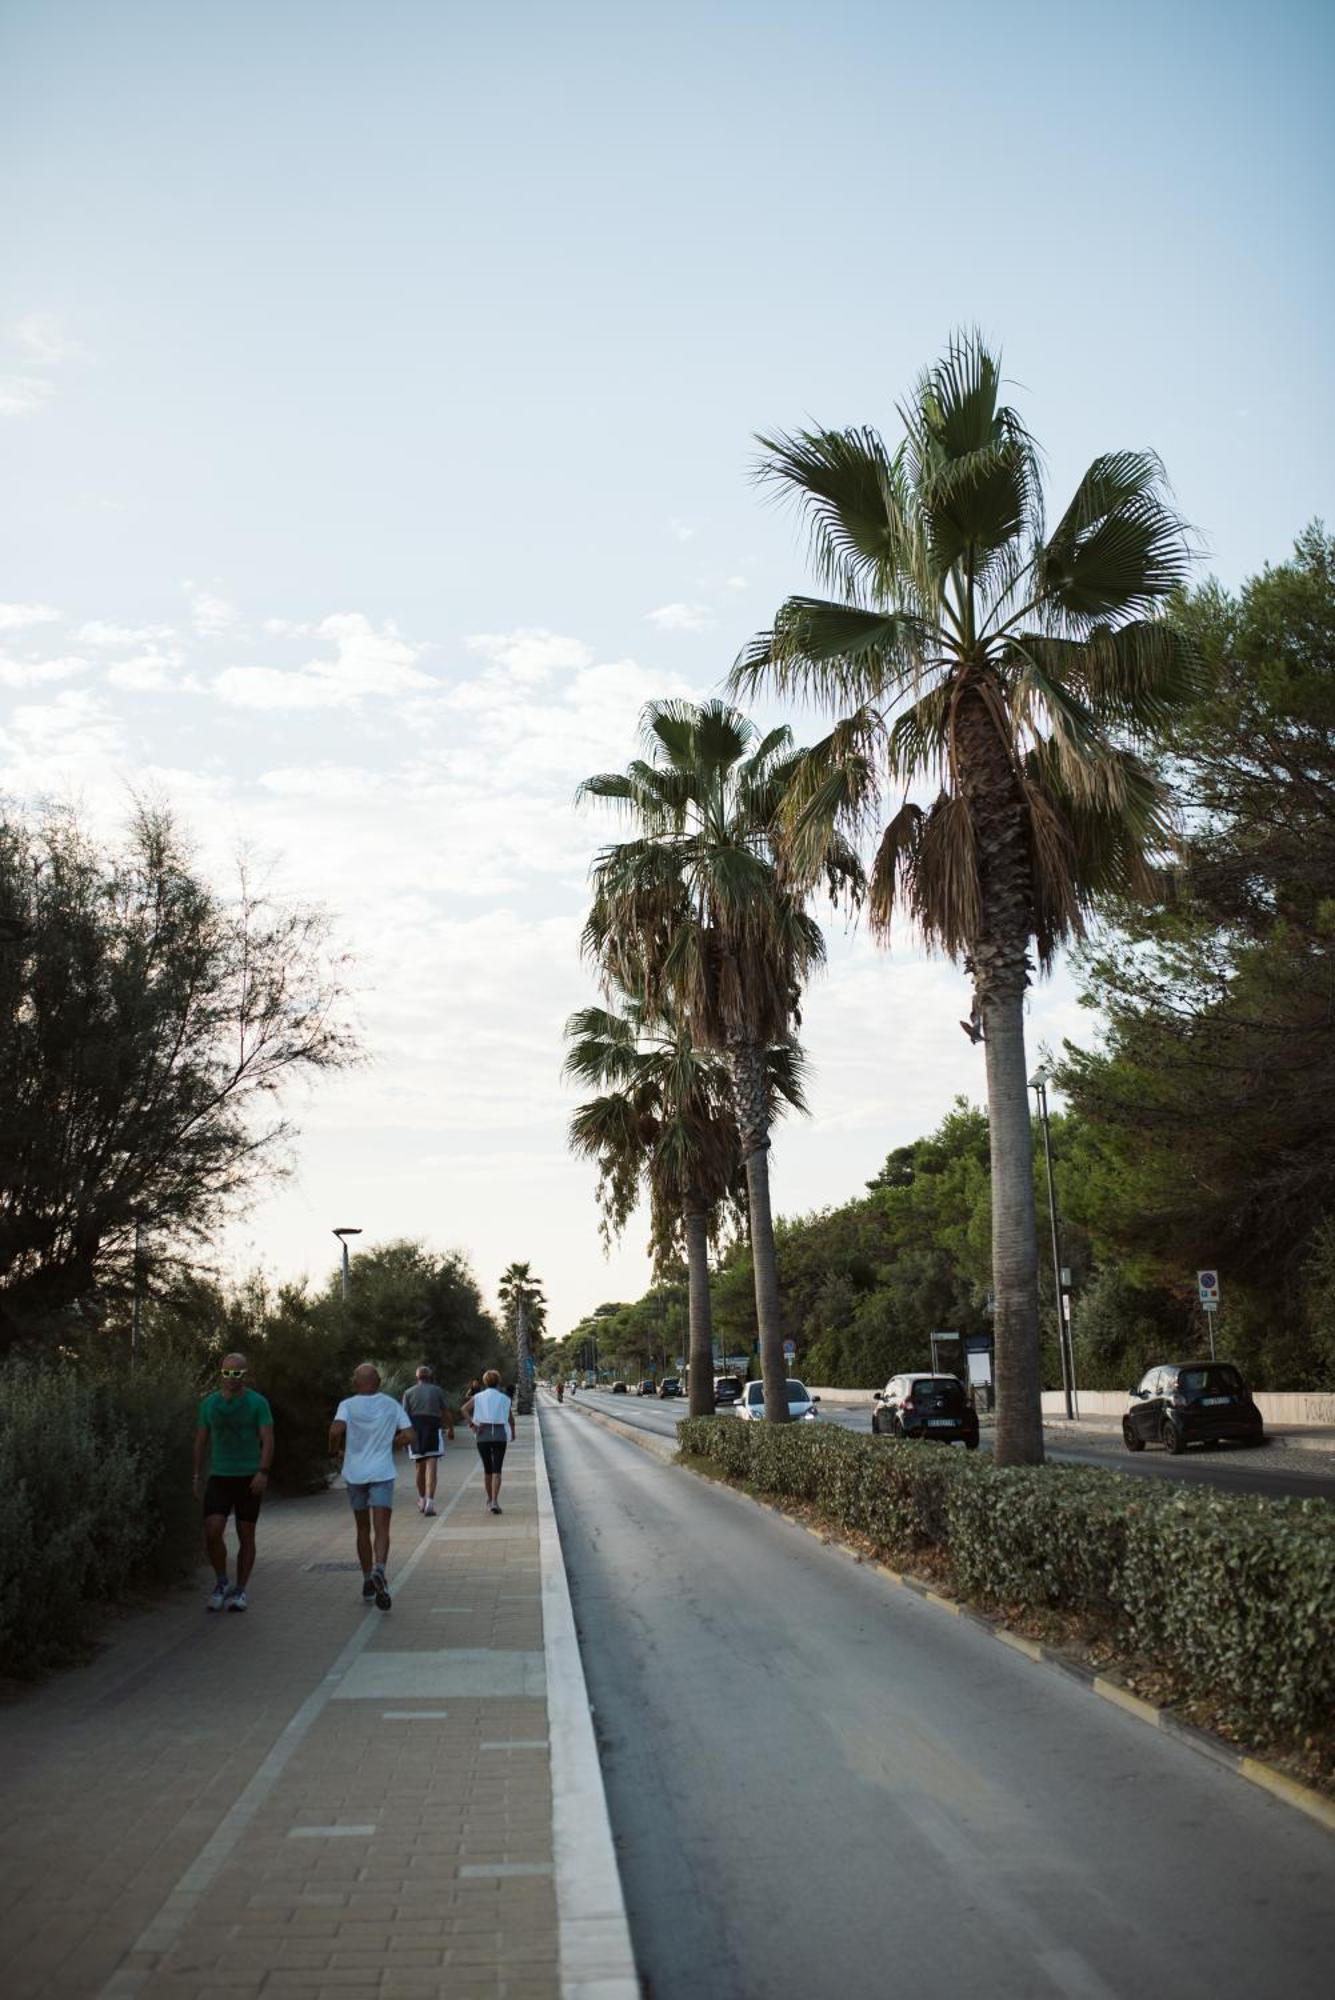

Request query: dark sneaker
[
  {"left": 227, "top": 1589, "right": 248, "bottom": 1613},
  {"left": 492, "top": 1504, "right": 503, "bottom": 1515},
  {"left": 207, "top": 1580, "right": 231, "bottom": 1613},
  {"left": 361, "top": 1573, "right": 376, "bottom": 1599},
  {"left": 371, "top": 1566, "right": 392, "bottom": 1611}
]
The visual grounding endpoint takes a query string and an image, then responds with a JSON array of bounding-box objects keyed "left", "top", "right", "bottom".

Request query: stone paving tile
[{"left": 0, "top": 1434, "right": 560, "bottom": 1998}]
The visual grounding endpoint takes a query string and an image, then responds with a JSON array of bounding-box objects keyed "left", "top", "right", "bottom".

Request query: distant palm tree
[
  {"left": 579, "top": 699, "right": 858, "bottom": 1423},
  {"left": 732, "top": 332, "right": 1195, "bottom": 1463},
  {"left": 565, "top": 990, "right": 807, "bottom": 1417},
  {"left": 498, "top": 1262, "right": 545, "bottom": 1414}
]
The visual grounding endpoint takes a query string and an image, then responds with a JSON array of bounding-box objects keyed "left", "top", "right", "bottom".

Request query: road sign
[
  {"left": 1197, "top": 1269, "right": 1221, "bottom": 1312},
  {"left": 782, "top": 1339, "right": 796, "bottom": 1358}
]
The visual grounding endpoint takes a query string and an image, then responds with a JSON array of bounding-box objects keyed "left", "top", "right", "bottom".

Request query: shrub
[
  {"left": 0, "top": 1358, "right": 200, "bottom": 1678},
  {"left": 677, "top": 1418, "right": 1335, "bottom": 1741}
]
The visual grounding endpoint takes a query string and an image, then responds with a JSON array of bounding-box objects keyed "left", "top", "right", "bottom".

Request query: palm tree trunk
[
  {"left": 958, "top": 682, "right": 1045, "bottom": 1466},
  {"left": 514, "top": 1298, "right": 534, "bottom": 1416},
  {"left": 981, "top": 987, "right": 1044, "bottom": 1464},
  {"left": 729, "top": 1039, "right": 790, "bottom": 1423},
  {"left": 684, "top": 1202, "right": 716, "bottom": 1417}
]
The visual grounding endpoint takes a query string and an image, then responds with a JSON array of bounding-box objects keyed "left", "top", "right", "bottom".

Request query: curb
[
  {"left": 533, "top": 1409, "right": 640, "bottom": 2000},
  {"left": 563, "top": 1396, "right": 676, "bottom": 1464},
  {"left": 569, "top": 1400, "right": 1335, "bottom": 1840}
]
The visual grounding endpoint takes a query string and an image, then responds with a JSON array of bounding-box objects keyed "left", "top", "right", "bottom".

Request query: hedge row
[
  {"left": 677, "top": 1417, "right": 1335, "bottom": 1740},
  {"left": 0, "top": 1361, "right": 201, "bottom": 1678}
]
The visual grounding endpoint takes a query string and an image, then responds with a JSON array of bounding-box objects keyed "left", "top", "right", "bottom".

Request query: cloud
[
  {"left": 0, "top": 602, "right": 61, "bottom": 631},
  {"left": 0, "top": 379, "right": 53, "bottom": 418},
  {"left": 213, "top": 611, "right": 434, "bottom": 710},
  {"left": 11, "top": 314, "right": 80, "bottom": 365},
  {"left": 464, "top": 628, "right": 593, "bottom": 682},
  {"left": 0, "top": 652, "right": 88, "bottom": 689},
  {"left": 668, "top": 518, "right": 696, "bottom": 542},
  {"left": 725, "top": 575, "right": 749, "bottom": 591},
  {"left": 106, "top": 647, "right": 187, "bottom": 693},
  {"left": 646, "top": 601, "right": 714, "bottom": 633},
  {"left": 0, "top": 689, "right": 127, "bottom": 793},
  {"left": 77, "top": 619, "right": 177, "bottom": 647},
  {"left": 188, "top": 588, "right": 239, "bottom": 638}
]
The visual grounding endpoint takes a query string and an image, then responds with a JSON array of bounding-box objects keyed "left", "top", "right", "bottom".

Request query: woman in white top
[{"left": 462, "top": 1369, "right": 517, "bottom": 1514}]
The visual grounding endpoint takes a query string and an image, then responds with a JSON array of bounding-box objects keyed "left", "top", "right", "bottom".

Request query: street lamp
[
  {"left": 1029, "top": 1070, "right": 1075, "bottom": 1420},
  {"left": 333, "top": 1226, "right": 362, "bottom": 1301}
]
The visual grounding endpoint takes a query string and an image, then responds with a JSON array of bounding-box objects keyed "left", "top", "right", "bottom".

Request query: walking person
[
  {"left": 462, "top": 1370, "right": 516, "bottom": 1515},
  {"left": 403, "top": 1364, "right": 454, "bottom": 1516},
  {"left": 329, "top": 1362, "right": 414, "bottom": 1610},
  {"left": 193, "top": 1353, "right": 273, "bottom": 1614}
]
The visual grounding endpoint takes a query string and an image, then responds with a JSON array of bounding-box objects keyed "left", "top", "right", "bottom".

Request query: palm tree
[
  {"left": 731, "top": 333, "right": 1195, "bottom": 1463},
  {"left": 498, "top": 1262, "right": 545, "bottom": 1415},
  {"left": 579, "top": 699, "right": 858, "bottom": 1423},
  {"left": 564, "top": 989, "right": 808, "bottom": 1417}
]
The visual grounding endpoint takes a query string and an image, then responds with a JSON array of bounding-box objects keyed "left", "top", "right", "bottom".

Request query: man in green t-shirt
[{"left": 193, "top": 1353, "right": 274, "bottom": 1614}]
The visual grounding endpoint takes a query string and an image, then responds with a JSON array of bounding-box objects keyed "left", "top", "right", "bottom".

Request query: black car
[
  {"left": 636, "top": 1380, "right": 655, "bottom": 1396},
  {"left": 611, "top": 1381, "right": 628, "bottom": 1394},
  {"left": 713, "top": 1375, "right": 744, "bottom": 1405},
  {"left": 872, "top": 1372, "right": 980, "bottom": 1448},
  {"left": 657, "top": 1378, "right": 682, "bottom": 1398},
  {"left": 1124, "top": 1361, "right": 1263, "bottom": 1454}
]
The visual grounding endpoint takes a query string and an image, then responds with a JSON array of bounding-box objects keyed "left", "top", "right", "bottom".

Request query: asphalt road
[
  {"left": 568, "top": 1389, "right": 1335, "bottom": 1503},
  {"left": 543, "top": 1402, "right": 1335, "bottom": 2000}
]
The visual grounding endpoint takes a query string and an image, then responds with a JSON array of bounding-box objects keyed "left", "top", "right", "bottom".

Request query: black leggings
[{"left": 478, "top": 1438, "right": 508, "bottom": 1475}]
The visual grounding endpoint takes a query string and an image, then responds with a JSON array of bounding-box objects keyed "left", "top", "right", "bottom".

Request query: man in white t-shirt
[{"left": 328, "top": 1362, "right": 414, "bottom": 1609}]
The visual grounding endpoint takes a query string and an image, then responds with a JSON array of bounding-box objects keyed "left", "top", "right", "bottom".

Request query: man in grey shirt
[{"left": 403, "top": 1366, "right": 454, "bottom": 1516}]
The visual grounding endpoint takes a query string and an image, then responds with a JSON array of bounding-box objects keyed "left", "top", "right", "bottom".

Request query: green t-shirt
[{"left": 198, "top": 1388, "right": 273, "bottom": 1476}]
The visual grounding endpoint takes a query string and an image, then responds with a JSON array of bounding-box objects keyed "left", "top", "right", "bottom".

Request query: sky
[{"left": 2, "top": 0, "right": 1332, "bottom": 1333}]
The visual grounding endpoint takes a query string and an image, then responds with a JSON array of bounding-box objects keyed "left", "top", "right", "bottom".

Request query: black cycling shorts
[
  {"left": 203, "top": 1474, "right": 263, "bottom": 1523},
  {"left": 477, "top": 1438, "right": 508, "bottom": 1475}
]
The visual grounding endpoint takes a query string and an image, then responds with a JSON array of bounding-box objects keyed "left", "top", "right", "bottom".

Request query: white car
[{"left": 736, "top": 1378, "right": 820, "bottom": 1421}]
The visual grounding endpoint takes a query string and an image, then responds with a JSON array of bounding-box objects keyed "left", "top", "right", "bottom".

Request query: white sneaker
[
  {"left": 424, "top": 1498, "right": 437, "bottom": 1517},
  {"left": 206, "top": 1579, "right": 231, "bottom": 1612},
  {"left": 227, "top": 1589, "right": 248, "bottom": 1613}
]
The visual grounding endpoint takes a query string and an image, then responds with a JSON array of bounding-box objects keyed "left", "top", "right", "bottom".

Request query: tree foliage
[
  {"left": 0, "top": 803, "right": 356, "bottom": 1349},
  {"left": 1058, "top": 527, "right": 1335, "bottom": 1385}
]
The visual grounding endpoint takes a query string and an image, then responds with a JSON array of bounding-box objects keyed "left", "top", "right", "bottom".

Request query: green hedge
[
  {"left": 0, "top": 1360, "right": 200, "bottom": 1678},
  {"left": 678, "top": 1418, "right": 1335, "bottom": 1741}
]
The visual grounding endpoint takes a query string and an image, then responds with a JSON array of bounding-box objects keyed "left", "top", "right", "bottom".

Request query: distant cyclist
[
  {"left": 193, "top": 1353, "right": 273, "bottom": 1614},
  {"left": 403, "top": 1364, "right": 454, "bottom": 1516},
  {"left": 462, "top": 1370, "right": 516, "bottom": 1515}
]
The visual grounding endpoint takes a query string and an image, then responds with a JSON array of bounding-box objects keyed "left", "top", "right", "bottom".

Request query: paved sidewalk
[{"left": 0, "top": 1420, "right": 634, "bottom": 2000}]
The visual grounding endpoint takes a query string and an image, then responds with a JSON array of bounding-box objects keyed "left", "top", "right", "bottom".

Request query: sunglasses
[{"left": 221, "top": 1368, "right": 247, "bottom": 1379}]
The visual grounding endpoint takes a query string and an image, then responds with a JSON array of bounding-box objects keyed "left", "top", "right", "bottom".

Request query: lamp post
[
  {"left": 333, "top": 1226, "right": 362, "bottom": 1301},
  {"left": 1029, "top": 1071, "right": 1074, "bottom": 1420}
]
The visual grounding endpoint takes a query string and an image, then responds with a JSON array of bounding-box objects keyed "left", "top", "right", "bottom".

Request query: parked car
[
  {"left": 872, "top": 1373, "right": 980, "bottom": 1448},
  {"left": 736, "top": 1379, "right": 820, "bottom": 1422},
  {"left": 611, "top": 1381, "right": 629, "bottom": 1394},
  {"left": 1123, "top": 1361, "right": 1263, "bottom": 1454},
  {"left": 636, "top": 1380, "right": 655, "bottom": 1396},
  {"left": 657, "top": 1378, "right": 682, "bottom": 1398},
  {"left": 713, "top": 1375, "right": 745, "bottom": 1405}
]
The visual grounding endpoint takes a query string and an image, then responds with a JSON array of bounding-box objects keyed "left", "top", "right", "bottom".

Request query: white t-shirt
[
  {"left": 335, "top": 1392, "right": 412, "bottom": 1484},
  {"left": 470, "top": 1387, "right": 512, "bottom": 1427}
]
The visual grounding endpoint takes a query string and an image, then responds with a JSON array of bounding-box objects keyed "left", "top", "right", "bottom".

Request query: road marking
[
  {"left": 333, "top": 1649, "right": 545, "bottom": 1699},
  {"left": 381, "top": 1710, "right": 450, "bottom": 1720},
  {"left": 98, "top": 1463, "right": 480, "bottom": 1996},
  {"left": 480, "top": 1739, "right": 549, "bottom": 1751},
  {"left": 288, "top": 1825, "right": 376, "bottom": 1838}
]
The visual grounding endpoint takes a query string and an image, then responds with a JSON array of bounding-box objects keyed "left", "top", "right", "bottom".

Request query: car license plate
[
  {"left": 1201, "top": 1396, "right": 1230, "bottom": 1406},
  {"left": 928, "top": 1417, "right": 955, "bottom": 1427}
]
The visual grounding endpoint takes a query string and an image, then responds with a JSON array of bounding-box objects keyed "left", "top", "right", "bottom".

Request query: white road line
[
  {"left": 98, "top": 1464, "right": 480, "bottom": 1997},
  {"left": 534, "top": 1409, "right": 639, "bottom": 2000},
  {"left": 287, "top": 1825, "right": 376, "bottom": 1838}
]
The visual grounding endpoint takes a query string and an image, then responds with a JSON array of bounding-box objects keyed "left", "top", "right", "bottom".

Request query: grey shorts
[{"left": 345, "top": 1478, "right": 395, "bottom": 1511}]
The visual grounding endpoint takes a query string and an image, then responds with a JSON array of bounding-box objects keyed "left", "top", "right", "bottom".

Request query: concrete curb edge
[
  {"left": 565, "top": 1398, "right": 1335, "bottom": 1840},
  {"left": 533, "top": 1408, "right": 641, "bottom": 1999}
]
